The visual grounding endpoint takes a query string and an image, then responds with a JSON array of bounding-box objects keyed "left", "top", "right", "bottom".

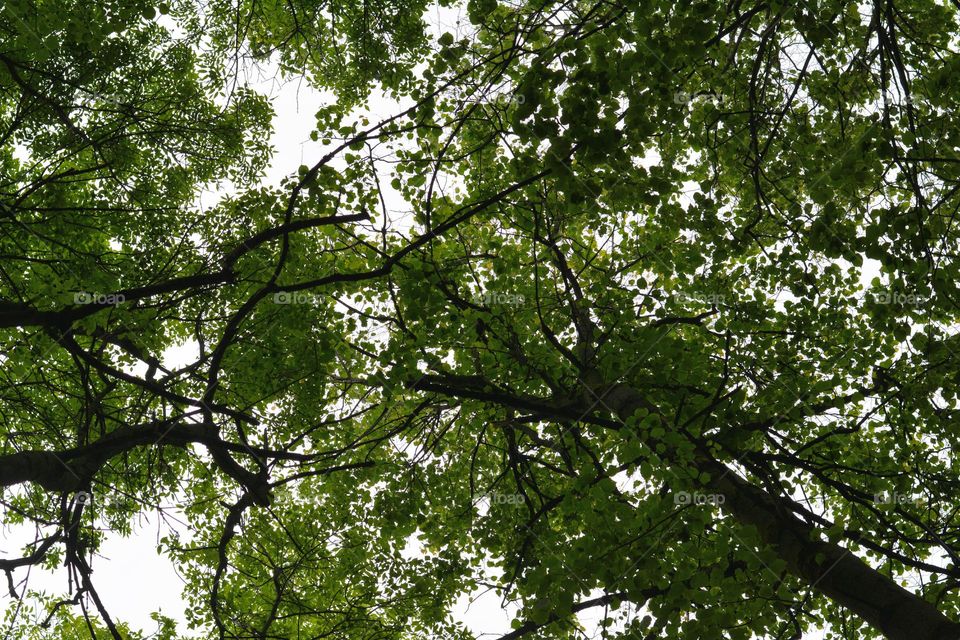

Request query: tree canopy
[{"left": 2, "top": 0, "right": 960, "bottom": 638}]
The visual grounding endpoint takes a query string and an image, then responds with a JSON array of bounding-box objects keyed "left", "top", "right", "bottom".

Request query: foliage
[{"left": 2, "top": 1, "right": 960, "bottom": 639}]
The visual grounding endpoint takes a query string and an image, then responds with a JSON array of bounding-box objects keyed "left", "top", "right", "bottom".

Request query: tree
[{"left": 2, "top": 0, "right": 960, "bottom": 638}]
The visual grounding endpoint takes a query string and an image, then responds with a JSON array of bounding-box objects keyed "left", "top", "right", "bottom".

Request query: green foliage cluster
[{"left": 2, "top": 1, "right": 960, "bottom": 639}]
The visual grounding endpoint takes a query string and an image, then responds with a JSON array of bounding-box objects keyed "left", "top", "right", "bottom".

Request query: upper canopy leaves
[{"left": 3, "top": 1, "right": 960, "bottom": 639}]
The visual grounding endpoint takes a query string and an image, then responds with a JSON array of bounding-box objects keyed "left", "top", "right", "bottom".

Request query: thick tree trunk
[{"left": 605, "top": 384, "right": 960, "bottom": 640}]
